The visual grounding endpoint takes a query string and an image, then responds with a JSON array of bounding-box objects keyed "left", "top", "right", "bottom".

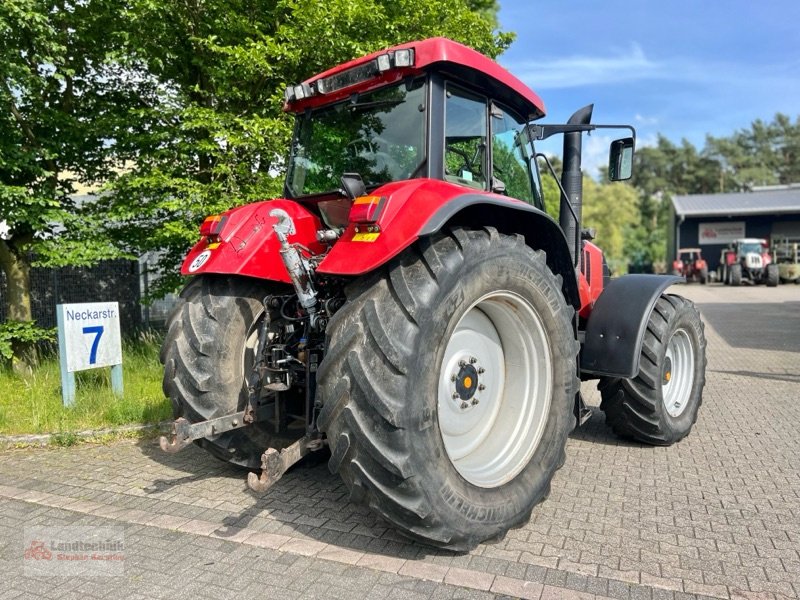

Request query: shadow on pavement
[{"left": 568, "top": 406, "right": 647, "bottom": 448}]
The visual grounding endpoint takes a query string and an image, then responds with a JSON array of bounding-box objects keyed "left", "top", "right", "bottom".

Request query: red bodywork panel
[
  {"left": 180, "top": 180, "right": 599, "bottom": 314},
  {"left": 578, "top": 242, "right": 604, "bottom": 319},
  {"left": 317, "top": 179, "right": 530, "bottom": 276},
  {"left": 285, "top": 38, "right": 546, "bottom": 119},
  {"left": 180, "top": 200, "right": 326, "bottom": 282}
]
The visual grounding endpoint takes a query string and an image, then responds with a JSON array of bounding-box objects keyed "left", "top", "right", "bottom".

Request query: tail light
[
  {"left": 349, "top": 195, "right": 385, "bottom": 224},
  {"left": 200, "top": 215, "right": 227, "bottom": 237}
]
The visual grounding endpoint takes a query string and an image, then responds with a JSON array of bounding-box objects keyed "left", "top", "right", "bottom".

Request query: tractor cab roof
[{"left": 283, "top": 37, "right": 546, "bottom": 121}]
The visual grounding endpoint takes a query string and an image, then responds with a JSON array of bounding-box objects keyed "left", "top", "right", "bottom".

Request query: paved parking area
[{"left": 1, "top": 284, "right": 798, "bottom": 600}]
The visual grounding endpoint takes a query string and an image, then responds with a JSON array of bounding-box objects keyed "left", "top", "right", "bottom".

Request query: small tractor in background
[
  {"left": 771, "top": 237, "right": 800, "bottom": 283},
  {"left": 672, "top": 248, "right": 708, "bottom": 284},
  {"left": 719, "top": 238, "right": 779, "bottom": 286},
  {"left": 159, "top": 38, "right": 707, "bottom": 550}
]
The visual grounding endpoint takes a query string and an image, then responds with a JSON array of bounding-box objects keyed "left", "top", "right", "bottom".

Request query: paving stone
[{"left": 1, "top": 287, "right": 799, "bottom": 599}]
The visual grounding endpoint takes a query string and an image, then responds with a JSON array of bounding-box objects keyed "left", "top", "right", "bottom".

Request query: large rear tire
[
  {"left": 317, "top": 228, "right": 578, "bottom": 550},
  {"left": 599, "top": 294, "right": 706, "bottom": 446},
  {"left": 160, "top": 275, "right": 292, "bottom": 469}
]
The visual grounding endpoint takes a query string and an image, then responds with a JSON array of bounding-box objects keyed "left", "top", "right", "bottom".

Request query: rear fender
[
  {"left": 316, "top": 179, "right": 580, "bottom": 309},
  {"left": 181, "top": 199, "right": 326, "bottom": 283},
  {"left": 580, "top": 274, "right": 683, "bottom": 378}
]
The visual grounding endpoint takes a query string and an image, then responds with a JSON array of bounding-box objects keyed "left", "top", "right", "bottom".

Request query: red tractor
[
  {"left": 719, "top": 238, "right": 779, "bottom": 286},
  {"left": 160, "top": 38, "right": 707, "bottom": 550},
  {"left": 672, "top": 248, "right": 708, "bottom": 284}
]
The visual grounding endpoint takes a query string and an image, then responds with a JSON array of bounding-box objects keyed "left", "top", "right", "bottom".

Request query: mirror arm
[{"left": 527, "top": 123, "right": 637, "bottom": 142}]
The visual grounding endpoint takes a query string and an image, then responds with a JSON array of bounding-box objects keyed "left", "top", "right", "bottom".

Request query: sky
[{"left": 497, "top": 0, "right": 800, "bottom": 172}]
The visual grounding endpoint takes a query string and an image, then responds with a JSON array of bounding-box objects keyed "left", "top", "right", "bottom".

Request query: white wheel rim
[
  {"left": 437, "top": 291, "right": 552, "bottom": 488},
  {"left": 662, "top": 328, "right": 694, "bottom": 418}
]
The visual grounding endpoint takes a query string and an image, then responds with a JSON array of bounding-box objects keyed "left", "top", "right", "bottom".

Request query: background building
[{"left": 669, "top": 184, "right": 800, "bottom": 272}]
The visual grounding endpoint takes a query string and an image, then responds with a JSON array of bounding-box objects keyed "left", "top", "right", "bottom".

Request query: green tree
[
  {"left": 0, "top": 0, "right": 131, "bottom": 369},
  {"left": 100, "top": 0, "right": 513, "bottom": 296},
  {"left": 582, "top": 177, "right": 638, "bottom": 274},
  {"left": 626, "top": 136, "right": 722, "bottom": 269},
  {"left": 705, "top": 113, "right": 800, "bottom": 189}
]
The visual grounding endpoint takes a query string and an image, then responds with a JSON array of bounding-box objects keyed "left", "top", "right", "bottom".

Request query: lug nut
[
  {"left": 460, "top": 402, "right": 469, "bottom": 410},
  {"left": 472, "top": 398, "right": 479, "bottom": 406},
  {"left": 478, "top": 367, "right": 485, "bottom": 374},
  {"left": 452, "top": 392, "right": 459, "bottom": 400},
  {"left": 458, "top": 359, "right": 467, "bottom": 367},
  {"left": 451, "top": 374, "right": 457, "bottom": 382},
  {"left": 469, "top": 356, "right": 477, "bottom": 364},
  {"left": 478, "top": 384, "right": 486, "bottom": 391}
]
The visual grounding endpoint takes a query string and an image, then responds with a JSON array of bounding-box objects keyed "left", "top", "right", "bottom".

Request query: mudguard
[
  {"left": 580, "top": 274, "right": 683, "bottom": 378},
  {"left": 180, "top": 199, "right": 325, "bottom": 283},
  {"left": 316, "top": 178, "right": 579, "bottom": 308}
]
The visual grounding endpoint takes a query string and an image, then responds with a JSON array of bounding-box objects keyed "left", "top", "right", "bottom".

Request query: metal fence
[{"left": 0, "top": 258, "right": 149, "bottom": 335}]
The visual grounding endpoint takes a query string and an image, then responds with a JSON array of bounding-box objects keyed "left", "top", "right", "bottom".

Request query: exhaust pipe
[{"left": 560, "top": 104, "right": 593, "bottom": 263}]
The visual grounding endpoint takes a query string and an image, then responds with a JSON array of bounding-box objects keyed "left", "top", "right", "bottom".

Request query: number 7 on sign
[{"left": 82, "top": 326, "right": 104, "bottom": 365}]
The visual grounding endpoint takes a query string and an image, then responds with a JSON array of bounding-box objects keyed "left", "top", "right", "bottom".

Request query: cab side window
[
  {"left": 444, "top": 85, "right": 488, "bottom": 190},
  {"left": 491, "top": 106, "right": 536, "bottom": 204}
]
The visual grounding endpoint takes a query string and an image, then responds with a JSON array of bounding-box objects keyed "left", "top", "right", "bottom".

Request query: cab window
[
  {"left": 444, "top": 85, "right": 488, "bottom": 190},
  {"left": 491, "top": 105, "right": 537, "bottom": 205}
]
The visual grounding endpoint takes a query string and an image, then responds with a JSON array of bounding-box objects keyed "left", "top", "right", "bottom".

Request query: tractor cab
[{"left": 281, "top": 38, "right": 628, "bottom": 231}]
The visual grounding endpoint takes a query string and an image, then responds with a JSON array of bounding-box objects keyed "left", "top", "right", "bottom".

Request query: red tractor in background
[
  {"left": 672, "top": 248, "right": 708, "bottom": 284},
  {"left": 719, "top": 238, "right": 779, "bottom": 286},
  {"left": 159, "top": 38, "right": 707, "bottom": 550}
]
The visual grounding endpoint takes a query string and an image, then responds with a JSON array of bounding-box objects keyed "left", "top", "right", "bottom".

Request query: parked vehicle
[
  {"left": 672, "top": 248, "right": 708, "bottom": 283},
  {"left": 159, "top": 38, "right": 707, "bottom": 550},
  {"left": 719, "top": 238, "right": 779, "bottom": 286},
  {"left": 771, "top": 237, "right": 800, "bottom": 283}
]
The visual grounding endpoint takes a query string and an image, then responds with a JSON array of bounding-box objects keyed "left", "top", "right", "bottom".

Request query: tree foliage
[
  {"left": 2, "top": 0, "right": 510, "bottom": 363},
  {"left": 0, "top": 0, "right": 133, "bottom": 367},
  {"left": 705, "top": 113, "right": 800, "bottom": 190},
  {"left": 99, "top": 0, "right": 513, "bottom": 295},
  {"left": 625, "top": 113, "right": 800, "bottom": 269}
]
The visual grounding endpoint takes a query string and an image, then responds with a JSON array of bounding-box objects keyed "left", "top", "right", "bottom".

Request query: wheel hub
[
  {"left": 662, "top": 356, "right": 672, "bottom": 385},
  {"left": 662, "top": 328, "right": 694, "bottom": 418},
  {"left": 450, "top": 358, "right": 484, "bottom": 410},
  {"left": 437, "top": 291, "right": 553, "bottom": 488}
]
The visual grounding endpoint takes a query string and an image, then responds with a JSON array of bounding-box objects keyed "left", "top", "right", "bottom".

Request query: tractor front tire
[
  {"left": 599, "top": 295, "right": 706, "bottom": 446},
  {"left": 730, "top": 264, "right": 742, "bottom": 286},
  {"left": 161, "top": 275, "right": 290, "bottom": 469},
  {"left": 766, "top": 264, "right": 779, "bottom": 287},
  {"left": 317, "top": 228, "right": 578, "bottom": 550}
]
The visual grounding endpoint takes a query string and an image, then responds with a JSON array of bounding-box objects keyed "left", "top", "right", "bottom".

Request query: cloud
[
  {"left": 635, "top": 114, "right": 659, "bottom": 126},
  {"left": 504, "top": 43, "right": 800, "bottom": 97},
  {"left": 504, "top": 43, "right": 659, "bottom": 90}
]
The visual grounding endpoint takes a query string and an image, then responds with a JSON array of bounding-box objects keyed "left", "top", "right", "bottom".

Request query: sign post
[{"left": 56, "top": 302, "right": 123, "bottom": 407}]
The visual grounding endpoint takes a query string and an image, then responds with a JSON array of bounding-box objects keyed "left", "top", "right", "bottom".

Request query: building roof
[{"left": 672, "top": 186, "right": 800, "bottom": 217}]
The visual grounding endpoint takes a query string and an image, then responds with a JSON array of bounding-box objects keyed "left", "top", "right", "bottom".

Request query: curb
[{"left": 0, "top": 421, "right": 171, "bottom": 448}]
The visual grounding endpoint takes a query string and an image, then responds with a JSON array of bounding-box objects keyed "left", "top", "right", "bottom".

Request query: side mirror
[
  {"left": 341, "top": 173, "right": 366, "bottom": 201},
  {"left": 608, "top": 137, "right": 635, "bottom": 181}
]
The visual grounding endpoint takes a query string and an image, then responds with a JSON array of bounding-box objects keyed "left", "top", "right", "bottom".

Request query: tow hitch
[
  {"left": 159, "top": 410, "right": 254, "bottom": 453},
  {"left": 246, "top": 436, "right": 324, "bottom": 493}
]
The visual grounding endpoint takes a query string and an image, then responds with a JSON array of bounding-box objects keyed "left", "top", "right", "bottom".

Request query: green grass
[{"left": 0, "top": 331, "right": 172, "bottom": 436}]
